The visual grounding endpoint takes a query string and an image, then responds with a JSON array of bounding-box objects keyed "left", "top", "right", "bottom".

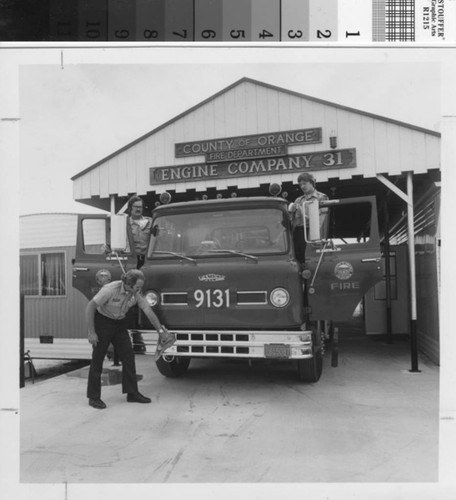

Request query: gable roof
[{"left": 71, "top": 77, "right": 440, "bottom": 182}]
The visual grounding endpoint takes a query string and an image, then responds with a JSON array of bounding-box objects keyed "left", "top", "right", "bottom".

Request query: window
[
  {"left": 20, "top": 252, "right": 66, "bottom": 297},
  {"left": 41, "top": 252, "right": 66, "bottom": 296},
  {"left": 374, "top": 252, "right": 398, "bottom": 301},
  {"left": 148, "top": 208, "right": 288, "bottom": 258},
  {"left": 82, "top": 219, "right": 108, "bottom": 254},
  {"left": 20, "top": 255, "right": 39, "bottom": 296},
  {"left": 81, "top": 218, "right": 131, "bottom": 254},
  {"left": 326, "top": 202, "right": 372, "bottom": 244}
]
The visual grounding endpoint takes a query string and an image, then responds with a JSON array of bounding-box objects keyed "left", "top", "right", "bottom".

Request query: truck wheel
[
  {"left": 155, "top": 356, "right": 191, "bottom": 377},
  {"left": 296, "top": 349, "right": 323, "bottom": 382}
]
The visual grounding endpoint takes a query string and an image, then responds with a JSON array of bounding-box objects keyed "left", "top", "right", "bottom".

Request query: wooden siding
[
  {"left": 415, "top": 192, "right": 440, "bottom": 365},
  {"left": 388, "top": 188, "right": 441, "bottom": 364},
  {"left": 73, "top": 80, "right": 441, "bottom": 201},
  {"left": 416, "top": 247, "right": 440, "bottom": 365}
]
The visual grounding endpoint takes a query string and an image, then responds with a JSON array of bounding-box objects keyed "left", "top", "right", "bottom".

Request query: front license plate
[{"left": 265, "top": 343, "right": 291, "bottom": 359}]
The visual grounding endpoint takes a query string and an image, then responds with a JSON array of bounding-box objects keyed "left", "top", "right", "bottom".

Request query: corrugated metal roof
[{"left": 20, "top": 213, "right": 78, "bottom": 249}]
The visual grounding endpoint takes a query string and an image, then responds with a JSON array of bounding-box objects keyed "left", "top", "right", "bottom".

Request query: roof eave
[{"left": 71, "top": 77, "right": 441, "bottom": 182}]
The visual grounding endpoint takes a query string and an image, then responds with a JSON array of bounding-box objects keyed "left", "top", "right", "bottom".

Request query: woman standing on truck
[
  {"left": 127, "top": 195, "right": 153, "bottom": 269},
  {"left": 289, "top": 172, "right": 328, "bottom": 262}
]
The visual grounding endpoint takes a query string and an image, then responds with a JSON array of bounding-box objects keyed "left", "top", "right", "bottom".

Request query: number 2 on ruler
[{"left": 317, "top": 29, "right": 332, "bottom": 39}]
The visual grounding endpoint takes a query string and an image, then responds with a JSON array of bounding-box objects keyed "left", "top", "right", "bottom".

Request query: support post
[
  {"left": 376, "top": 173, "right": 420, "bottom": 372},
  {"left": 20, "top": 293, "right": 24, "bottom": 388},
  {"left": 331, "top": 327, "right": 339, "bottom": 367},
  {"left": 383, "top": 200, "right": 393, "bottom": 344},
  {"left": 406, "top": 172, "right": 420, "bottom": 372}
]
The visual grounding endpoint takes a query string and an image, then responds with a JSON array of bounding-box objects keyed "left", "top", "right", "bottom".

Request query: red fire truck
[{"left": 73, "top": 189, "right": 382, "bottom": 382}]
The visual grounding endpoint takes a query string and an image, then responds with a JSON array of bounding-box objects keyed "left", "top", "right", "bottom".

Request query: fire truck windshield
[{"left": 147, "top": 208, "right": 288, "bottom": 259}]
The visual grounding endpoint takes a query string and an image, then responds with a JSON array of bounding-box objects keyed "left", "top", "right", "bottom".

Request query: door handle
[
  {"left": 73, "top": 267, "right": 89, "bottom": 271},
  {"left": 361, "top": 258, "right": 381, "bottom": 263}
]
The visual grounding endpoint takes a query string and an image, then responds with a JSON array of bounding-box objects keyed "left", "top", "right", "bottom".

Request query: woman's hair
[
  {"left": 121, "top": 269, "right": 145, "bottom": 286},
  {"left": 126, "top": 195, "right": 144, "bottom": 215},
  {"left": 297, "top": 172, "right": 316, "bottom": 186}
]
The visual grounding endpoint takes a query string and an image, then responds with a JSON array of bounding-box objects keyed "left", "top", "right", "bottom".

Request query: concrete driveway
[{"left": 19, "top": 332, "right": 439, "bottom": 485}]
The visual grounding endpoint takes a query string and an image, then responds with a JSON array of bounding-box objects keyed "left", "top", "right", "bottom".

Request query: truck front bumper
[{"left": 128, "top": 329, "right": 315, "bottom": 359}]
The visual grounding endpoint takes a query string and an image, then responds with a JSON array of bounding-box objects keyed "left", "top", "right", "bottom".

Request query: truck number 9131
[{"left": 194, "top": 289, "right": 230, "bottom": 308}]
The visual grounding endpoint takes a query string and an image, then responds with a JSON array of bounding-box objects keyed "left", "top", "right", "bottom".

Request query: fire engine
[{"left": 73, "top": 187, "right": 382, "bottom": 382}]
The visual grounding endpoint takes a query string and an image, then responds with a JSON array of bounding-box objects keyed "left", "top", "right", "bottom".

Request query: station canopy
[{"left": 72, "top": 77, "right": 440, "bottom": 234}]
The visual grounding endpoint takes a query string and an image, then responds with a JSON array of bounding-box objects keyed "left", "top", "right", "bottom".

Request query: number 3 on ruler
[{"left": 288, "top": 30, "right": 302, "bottom": 39}]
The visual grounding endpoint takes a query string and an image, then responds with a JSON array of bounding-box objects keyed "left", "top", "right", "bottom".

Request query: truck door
[
  {"left": 73, "top": 214, "right": 136, "bottom": 300},
  {"left": 305, "top": 196, "right": 383, "bottom": 321}
]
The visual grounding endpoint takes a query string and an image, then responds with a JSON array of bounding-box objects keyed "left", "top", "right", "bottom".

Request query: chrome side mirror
[
  {"left": 110, "top": 214, "right": 128, "bottom": 252},
  {"left": 304, "top": 200, "right": 321, "bottom": 242}
]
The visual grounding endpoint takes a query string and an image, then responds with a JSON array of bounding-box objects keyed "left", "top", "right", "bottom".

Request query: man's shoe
[
  {"left": 127, "top": 392, "right": 151, "bottom": 404},
  {"left": 154, "top": 333, "right": 176, "bottom": 360},
  {"left": 89, "top": 398, "right": 107, "bottom": 409}
]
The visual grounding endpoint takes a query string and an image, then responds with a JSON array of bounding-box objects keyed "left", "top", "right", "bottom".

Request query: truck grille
[
  {"left": 176, "top": 345, "right": 249, "bottom": 355},
  {"left": 175, "top": 332, "right": 249, "bottom": 355},
  {"left": 128, "top": 329, "right": 313, "bottom": 360}
]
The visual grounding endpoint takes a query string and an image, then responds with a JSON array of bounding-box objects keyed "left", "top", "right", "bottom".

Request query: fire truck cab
[{"left": 73, "top": 193, "right": 382, "bottom": 382}]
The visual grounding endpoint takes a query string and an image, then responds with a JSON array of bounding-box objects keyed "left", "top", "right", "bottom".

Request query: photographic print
[{"left": 1, "top": 44, "right": 456, "bottom": 500}]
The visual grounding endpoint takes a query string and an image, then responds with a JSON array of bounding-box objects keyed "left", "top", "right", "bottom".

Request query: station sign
[
  {"left": 205, "top": 144, "right": 288, "bottom": 163},
  {"left": 150, "top": 148, "right": 356, "bottom": 185},
  {"left": 175, "top": 128, "right": 322, "bottom": 158}
]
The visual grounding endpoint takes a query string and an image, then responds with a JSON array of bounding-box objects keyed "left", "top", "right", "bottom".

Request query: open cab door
[
  {"left": 73, "top": 214, "right": 136, "bottom": 300},
  {"left": 303, "top": 196, "right": 383, "bottom": 321}
]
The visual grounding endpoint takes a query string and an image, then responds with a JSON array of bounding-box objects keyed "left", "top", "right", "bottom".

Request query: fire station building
[{"left": 71, "top": 77, "right": 441, "bottom": 364}]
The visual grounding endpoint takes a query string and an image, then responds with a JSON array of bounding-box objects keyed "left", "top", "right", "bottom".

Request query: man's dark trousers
[
  {"left": 293, "top": 226, "right": 307, "bottom": 263},
  {"left": 87, "top": 311, "right": 138, "bottom": 399}
]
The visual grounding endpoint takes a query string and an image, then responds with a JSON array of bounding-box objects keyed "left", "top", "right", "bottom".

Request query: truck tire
[
  {"left": 155, "top": 356, "right": 191, "bottom": 377},
  {"left": 296, "top": 349, "right": 323, "bottom": 383}
]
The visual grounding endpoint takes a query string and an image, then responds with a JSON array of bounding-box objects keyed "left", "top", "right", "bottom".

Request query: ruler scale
[
  {"left": 0, "top": 0, "right": 455, "bottom": 42},
  {"left": 136, "top": 0, "right": 165, "bottom": 42},
  {"left": 281, "top": 0, "right": 310, "bottom": 42},
  {"left": 165, "top": 0, "right": 194, "bottom": 42},
  {"left": 251, "top": 0, "right": 280, "bottom": 41},
  {"left": 195, "top": 0, "right": 223, "bottom": 41}
]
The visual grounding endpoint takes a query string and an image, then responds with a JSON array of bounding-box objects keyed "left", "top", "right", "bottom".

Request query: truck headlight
[
  {"left": 145, "top": 290, "right": 160, "bottom": 307},
  {"left": 270, "top": 288, "right": 289, "bottom": 308}
]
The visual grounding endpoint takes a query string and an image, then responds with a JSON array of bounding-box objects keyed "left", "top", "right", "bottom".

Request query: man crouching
[{"left": 86, "top": 269, "right": 175, "bottom": 409}]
